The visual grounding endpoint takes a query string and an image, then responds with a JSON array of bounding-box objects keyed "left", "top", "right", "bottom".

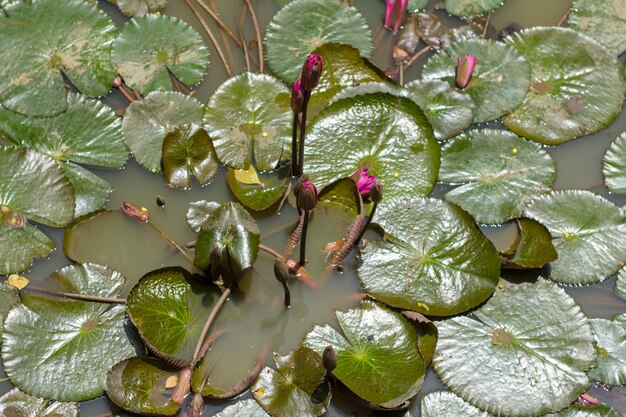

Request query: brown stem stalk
[
  {"left": 298, "top": 211, "right": 310, "bottom": 266},
  {"left": 191, "top": 287, "right": 232, "bottom": 366},
  {"left": 482, "top": 12, "right": 491, "bottom": 38},
  {"left": 241, "top": 31, "right": 251, "bottom": 72},
  {"left": 259, "top": 244, "right": 284, "bottom": 260},
  {"left": 147, "top": 221, "right": 195, "bottom": 265},
  {"left": 244, "top": 0, "right": 264, "bottom": 73},
  {"left": 23, "top": 286, "right": 126, "bottom": 304},
  {"left": 403, "top": 45, "right": 430, "bottom": 71},
  {"left": 556, "top": 9, "right": 570, "bottom": 27},
  {"left": 193, "top": 0, "right": 243, "bottom": 49}
]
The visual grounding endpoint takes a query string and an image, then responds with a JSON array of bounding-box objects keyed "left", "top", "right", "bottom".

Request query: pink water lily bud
[
  {"left": 121, "top": 202, "right": 149, "bottom": 222},
  {"left": 291, "top": 79, "right": 305, "bottom": 113},
  {"left": 300, "top": 53, "right": 323, "bottom": 91},
  {"left": 455, "top": 53, "right": 477, "bottom": 89},
  {"left": 351, "top": 168, "right": 377, "bottom": 197},
  {"left": 298, "top": 179, "right": 318, "bottom": 212},
  {"left": 384, "top": 0, "right": 407, "bottom": 33}
]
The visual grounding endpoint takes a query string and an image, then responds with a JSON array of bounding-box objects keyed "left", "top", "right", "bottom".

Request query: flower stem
[
  {"left": 244, "top": 0, "right": 264, "bottom": 73},
  {"left": 23, "top": 286, "right": 126, "bottom": 304},
  {"left": 192, "top": 0, "right": 243, "bottom": 49},
  {"left": 297, "top": 93, "right": 311, "bottom": 176},
  {"left": 191, "top": 287, "right": 231, "bottom": 366},
  {"left": 147, "top": 221, "right": 196, "bottom": 266},
  {"left": 482, "top": 12, "right": 491, "bottom": 38},
  {"left": 556, "top": 9, "right": 570, "bottom": 27},
  {"left": 299, "top": 211, "right": 310, "bottom": 266},
  {"left": 355, "top": 202, "right": 378, "bottom": 246},
  {"left": 403, "top": 45, "right": 430, "bottom": 71},
  {"left": 281, "top": 281, "right": 291, "bottom": 307}
]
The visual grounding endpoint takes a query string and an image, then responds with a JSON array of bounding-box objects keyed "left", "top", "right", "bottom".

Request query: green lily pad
[
  {"left": 438, "top": 129, "right": 555, "bottom": 224},
  {"left": 162, "top": 124, "right": 219, "bottom": 188},
  {"left": 359, "top": 197, "right": 500, "bottom": 316},
  {"left": 404, "top": 79, "right": 474, "bottom": 140},
  {"left": 0, "top": 282, "right": 19, "bottom": 334},
  {"left": 304, "top": 301, "right": 425, "bottom": 408},
  {"left": 252, "top": 347, "right": 330, "bottom": 417},
  {"left": 62, "top": 162, "right": 112, "bottom": 218},
  {"left": 603, "top": 131, "right": 626, "bottom": 194},
  {"left": 0, "top": 0, "right": 117, "bottom": 117},
  {"left": 304, "top": 93, "right": 440, "bottom": 208},
  {"left": 122, "top": 91, "right": 204, "bottom": 172},
  {"left": 186, "top": 200, "right": 221, "bottom": 233},
  {"left": 215, "top": 399, "right": 268, "bottom": 417},
  {"left": 569, "top": 0, "right": 626, "bottom": 55},
  {"left": 443, "top": 0, "right": 505, "bottom": 17},
  {"left": 557, "top": 405, "right": 621, "bottom": 417},
  {"left": 501, "top": 218, "right": 557, "bottom": 269},
  {"left": 503, "top": 27, "right": 626, "bottom": 145},
  {"left": 524, "top": 190, "right": 626, "bottom": 285},
  {"left": 433, "top": 279, "right": 596, "bottom": 417},
  {"left": 116, "top": 0, "right": 168, "bottom": 17},
  {"left": 0, "top": 388, "right": 78, "bottom": 417},
  {"left": 2, "top": 263, "right": 141, "bottom": 401},
  {"left": 112, "top": 14, "right": 209, "bottom": 94},
  {"left": 421, "top": 391, "right": 491, "bottom": 417},
  {"left": 0, "top": 223, "right": 55, "bottom": 276},
  {"left": 106, "top": 357, "right": 180, "bottom": 416},
  {"left": 307, "top": 43, "right": 387, "bottom": 119},
  {"left": 203, "top": 72, "right": 292, "bottom": 171},
  {"left": 127, "top": 267, "right": 221, "bottom": 367},
  {"left": 226, "top": 167, "right": 290, "bottom": 211},
  {"left": 617, "top": 269, "right": 626, "bottom": 300},
  {"left": 422, "top": 38, "right": 531, "bottom": 123},
  {"left": 194, "top": 202, "right": 260, "bottom": 275},
  {"left": 264, "top": 0, "right": 373, "bottom": 82},
  {"left": 588, "top": 317, "right": 626, "bottom": 386}
]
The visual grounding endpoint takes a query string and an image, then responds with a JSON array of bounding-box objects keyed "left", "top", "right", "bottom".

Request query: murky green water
[{"left": 3, "top": 0, "right": 626, "bottom": 416}]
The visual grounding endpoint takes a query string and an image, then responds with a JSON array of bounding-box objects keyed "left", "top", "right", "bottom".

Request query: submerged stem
[
  {"left": 191, "top": 287, "right": 232, "bottom": 366},
  {"left": 244, "top": 0, "right": 264, "bottom": 73},
  {"left": 299, "top": 211, "right": 310, "bottom": 266},
  {"left": 281, "top": 281, "right": 291, "bottom": 307},
  {"left": 556, "top": 9, "right": 570, "bottom": 27},
  {"left": 148, "top": 221, "right": 196, "bottom": 266},
  {"left": 23, "top": 286, "right": 126, "bottom": 304}
]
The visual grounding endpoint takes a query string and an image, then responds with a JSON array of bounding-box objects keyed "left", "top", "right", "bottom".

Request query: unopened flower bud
[
  {"left": 190, "top": 393, "right": 205, "bottom": 417},
  {"left": 322, "top": 345, "right": 337, "bottom": 373},
  {"left": 274, "top": 258, "right": 290, "bottom": 284},
  {"left": 370, "top": 181, "right": 383, "bottom": 204},
  {"left": 455, "top": 54, "right": 477, "bottom": 89},
  {"left": 384, "top": 0, "right": 407, "bottom": 33},
  {"left": 121, "top": 202, "right": 149, "bottom": 222},
  {"left": 300, "top": 54, "right": 323, "bottom": 91},
  {"left": 297, "top": 180, "right": 318, "bottom": 212},
  {"left": 112, "top": 76, "right": 123, "bottom": 88},
  {"left": 291, "top": 79, "right": 305, "bottom": 114}
]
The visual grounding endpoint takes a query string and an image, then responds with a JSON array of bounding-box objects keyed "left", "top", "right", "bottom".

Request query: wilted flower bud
[
  {"left": 370, "top": 181, "right": 383, "bottom": 204},
  {"left": 291, "top": 79, "right": 305, "bottom": 114},
  {"left": 121, "top": 202, "right": 149, "bottom": 222},
  {"left": 300, "top": 54, "right": 323, "bottom": 91},
  {"left": 322, "top": 345, "right": 337, "bottom": 373},
  {"left": 274, "top": 258, "right": 290, "bottom": 284},
  {"left": 189, "top": 393, "right": 205, "bottom": 417},
  {"left": 351, "top": 168, "right": 377, "bottom": 197},
  {"left": 297, "top": 180, "right": 318, "bottom": 212},
  {"left": 156, "top": 195, "right": 166, "bottom": 207},
  {"left": 384, "top": 0, "right": 407, "bottom": 33},
  {"left": 455, "top": 54, "right": 477, "bottom": 89}
]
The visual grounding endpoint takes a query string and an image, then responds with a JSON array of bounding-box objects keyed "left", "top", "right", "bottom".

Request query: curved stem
[
  {"left": 403, "top": 45, "right": 430, "bottom": 71},
  {"left": 191, "top": 287, "right": 232, "bottom": 366},
  {"left": 23, "top": 286, "right": 126, "bottom": 304},
  {"left": 193, "top": 0, "right": 243, "bottom": 49},
  {"left": 244, "top": 0, "right": 264, "bottom": 73},
  {"left": 148, "top": 221, "right": 195, "bottom": 265},
  {"left": 299, "top": 211, "right": 310, "bottom": 266},
  {"left": 259, "top": 244, "right": 283, "bottom": 259},
  {"left": 281, "top": 281, "right": 291, "bottom": 307}
]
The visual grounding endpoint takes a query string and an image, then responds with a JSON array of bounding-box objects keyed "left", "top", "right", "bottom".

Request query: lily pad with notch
[
  {"left": 603, "top": 131, "right": 626, "bottom": 194},
  {"left": 264, "top": 0, "right": 373, "bottom": 82},
  {"left": 587, "top": 316, "right": 626, "bottom": 386},
  {"left": 421, "top": 391, "right": 491, "bottom": 417},
  {"left": 500, "top": 218, "right": 557, "bottom": 269},
  {"left": 304, "top": 301, "right": 425, "bottom": 409},
  {"left": 203, "top": 72, "right": 292, "bottom": 171},
  {"left": 523, "top": 190, "right": 626, "bottom": 285},
  {"left": 433, "top": 279, "right": 596, "bottom": 417},
  {"left": 359, "top": 197, "right": 500, "bottom": 316},
  {"left": 0, "top": 388, "right": 78, "bottom": 417},
  {"left": 503, "top": 27, "right": 626, "bottom": 145},
  {"left": 569, "top": 0, "right": 626, "bottom": 55},
  {"left": 122, "top": 91, "right": 204, "bottom": 172},
  {"left": 2, "top": 263, "right": 141, "bottom": 401},
  {"left": 304, "top": 93, "right": 440, "bottom": 209},
  {"left": 443, "top": 0, "right": 505, "bottom": 17},
  {"left": 0, "top": 0, "right": 118, "bottom": 117},
  {"left": 112, "top": 14, "right": 209, "bottom": 94},
  {"left": 422, "top": 38, "right": 530, "bottom": 123},
  {"left": 438, "top": 129, "right": 555, "bottom": 224},
  {"left": 226, "top": 165, "right": 291, "bottom": 211},
  {"left": 252, "top": 347, "right": 331, "bottom": 417}
]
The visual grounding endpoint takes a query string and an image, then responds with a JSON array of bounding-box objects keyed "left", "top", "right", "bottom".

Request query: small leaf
[
  {"left": 0, "top": 388, "right": 79, "bottom": 417},
  {"left": 501, "top": 218, "right": 557, "bottom": 269},
  {"left": 234, "top": 165, "right": 263, "bottom": 185},
  {"left": 588, "top": 317, "right": 626, "bottom": 386},
  {"left": 226, "top": 167, "right": 290, "bottom": 211},
  {"left": 7, "top": 274, "right": 29, "bottom": 290}
]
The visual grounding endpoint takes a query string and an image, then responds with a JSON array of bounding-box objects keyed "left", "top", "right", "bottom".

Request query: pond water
[{"left": 2, "top": 0, "right": 626, "bottom": 416}]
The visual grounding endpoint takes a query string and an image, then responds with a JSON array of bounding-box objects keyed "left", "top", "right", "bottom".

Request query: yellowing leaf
[
  {"left": 165, "top": 375, "right": 178, "bottom": 388},
  {"left": 8, "top": 274, "right": 29, "bottom": 290},
  {"left": 233, "top": 166, "right": 263, "bottom": 186}
]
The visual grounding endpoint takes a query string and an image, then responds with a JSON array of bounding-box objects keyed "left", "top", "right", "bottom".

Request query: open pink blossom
[{"left": 351, "top": 168, "right": 377, "bottom": 197}]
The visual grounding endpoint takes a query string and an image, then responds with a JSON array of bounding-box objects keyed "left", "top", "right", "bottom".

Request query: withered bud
[
  {"left": 121, "top": 202, "right": 149, "bottom": 222},
  {"left": 171, "top": 368, "right": 192, "bottom": 404},
  {"left": 322, "top": 345, "right": 337, "bottom": 373},
  {"left": 274, "top": 258, "right": 290, "bottom": 284},
  {"left": 370, "top": 181, "right": 383, "bottom": 204},
  {"left": 189, "top": 393, "right": 205, "bottom": 417},
  {"left": 156, "top": 195, "right": 166, "bottom": 207}
]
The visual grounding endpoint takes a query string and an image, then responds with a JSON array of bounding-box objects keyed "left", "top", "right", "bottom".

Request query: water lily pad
[
  {"left": 307, "top": 43, "right": 387, "bottom": 119},
  {"left": 252, "top": 347, "right": 330, "bottom": 417},
  {"left": 421, "top": 391, "right": 491, "bottom": 417},
  {"left": 0, "top": 282, "right": 19, "bottom": 334},
  {"left": 194, "top": 202, "right": 260, "bottom": 274},
  {"left": 304, "top": 93, "right": 439, "bottom": 208},
  {"left": 264, "top": 0, "right": 373, "bottom": 81},
  {"left": 503, "top": 27, "right": 625, "bottom": 145},
  {"left": 557, "top": 405, "right": 621, "bottom": 417},
  {"left": 203, "top": 72, "right": 292, "bottom": 171},
  {"left": 117, "top": 0, "right": 168, "bottom": 17},
  {"left": 0, "top": 0, "right": 117, "bottom": 117},
  {"left": 524, "top": 190, "right": 626, "bottom": 284},
  {"left": 62, "top": 162, "right": 112, "bottom": 218},
  {"left": 162, "top": 124, "right": 219, "bottom": 188},
  {"left": 2, "top": 263, "right": 141, "bottom": 401},
  {"left": 215, "top": 399, "right": 268, "bottom": 417},
  {"left": 127, "top": 267, "right": 221, "bottom": 367},
  {"left": 0, "top": 146, "right": 74, "bottom": 274},
  {"left": 304, "top": 301, "right": 425, "bottom": 408},
  {"left": 569, "top": 0, "right": 626, "bottom": 55},
  {"left": 422, "top": 38, "right": 531, "bottom": 123},
  {"left": 106, "top": 357, "right": 180, "bottom": 416},
  {"left": 433, "top": 279, "right": 596, "bottom": 417},
  {"left": 186, "top": 200, "right": 220, "bottom": 233},
  {"left": 501, "top": 218, "right": 557, "bottom": 269},
  {"left": 404, "top": 79, "right": 474, "bottom": 140},
  {"left": 0, "top": 388, "right": 78, "bottom": 417},
  {"left": 122, "top": 91, "right": 204, "bottom": 172},
  {"left": 603, "top": 131, "right": 626, "bottom": 194},
  {"left": 617, "top": 269, "right": 626, "bottom": 300},
  {"left": 359, "top": 198, "right": 500, "bottom": 316},
  {"left": 588, "top": 317, "right": 626, "bottom": 386},
  {"left": 438, "top": 129, "right": 555, "bottom": 224},
  {"left": 112, "top": 14, "right": 209, "bottom": 94},
  {"left": 443, "top": 0, "right": 504, "bottom": 17},
  {"left": 226, "top": 167, "right": 290, "bottom": 211}
]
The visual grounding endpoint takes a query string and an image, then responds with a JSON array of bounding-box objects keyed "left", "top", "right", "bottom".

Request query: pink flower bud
[
  {"left": 384, "top": 0, "right": 407, "bottom": 33},
  {"left": 298, "top": 179, "right": 318, "bottom": 212},
  {"left": 121, "top": 202, "right": 149, "bottom": 222},
  {"left": 455, "top": 54, "right": 477, "bottom": 89},
  {"left": 291, "top": 79, "right": 305, "bottom": 114},
  {"left": 300, "top": 54, "right": 323, "bottom": 91},
  {"left": 351, "top": 168, "right": 377, "bottom": 197}
]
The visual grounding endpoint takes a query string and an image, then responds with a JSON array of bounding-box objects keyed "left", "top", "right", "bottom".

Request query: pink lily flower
[
  {"left": 351, "top": 168, "right": 377, "bottom": 197},
  {"left": 455, "top": 54, "right": 477, "bottom": 89}
]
